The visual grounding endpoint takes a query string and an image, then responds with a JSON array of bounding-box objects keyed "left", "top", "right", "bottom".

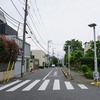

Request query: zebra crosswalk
[{"left": 0, "top": 79, "right": 88, "bottom": 92}]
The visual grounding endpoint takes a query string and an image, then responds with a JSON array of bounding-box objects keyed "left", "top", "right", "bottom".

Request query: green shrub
[
  {"left": 84, "top": 71, "right": 93, "bottom": 79},
  {"left": 81, "top": 65, "right": 88, "bottom": 73},
  {"left": 39, "top": 66, "right": 44, "bottom": 69}
]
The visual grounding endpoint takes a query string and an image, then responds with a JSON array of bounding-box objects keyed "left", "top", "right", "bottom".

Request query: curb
[
  {"left": 61, "top": 68, "right": 68, "bottom": 78},
  {"left": 91, "top": 81, "right": 100, "bottom": 86}
]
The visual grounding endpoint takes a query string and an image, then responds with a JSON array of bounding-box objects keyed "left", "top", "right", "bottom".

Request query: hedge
[{"left": 81, "top": 57, "right": 100, "bottom": 70}]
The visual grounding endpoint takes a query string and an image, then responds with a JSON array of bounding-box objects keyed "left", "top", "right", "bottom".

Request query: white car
[{"left": 52, "top": 64, "right": 55, "bottom": 67}]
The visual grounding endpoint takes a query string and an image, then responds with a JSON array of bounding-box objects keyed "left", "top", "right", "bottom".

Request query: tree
[
  {"left": 64, "top": 39, "right": 82, "bottom": 52},
  {"left": 0, "top": 36, "right": 19, "bottom": 63},
  {"left": 71, "top": 50, "right": 83, "bottom": 67},
  {"left": 84, "top": 49, "right": 94, "bottom": 57},
  {"left": 90, "top": 41, "right": 100, "bottom": 57},
  {"left": 64, "top": 39, "right": 83, "bottom": 66},
  {"left": 51, "top": 56, "right": 58, "bottom": 66}
]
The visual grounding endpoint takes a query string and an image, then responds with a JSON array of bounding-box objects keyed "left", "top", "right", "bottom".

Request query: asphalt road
[{"left": 0, "top": 67, "right": 100, "bottom": 100}]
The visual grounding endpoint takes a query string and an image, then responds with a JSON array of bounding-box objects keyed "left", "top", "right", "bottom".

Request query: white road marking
[
  {"left": 43, "top": 69, "right": 54, "bottom": 80},
  {"left": 38, "top": 80, "right": 50, "bottom": 91},
  {"left": 54, "top": 71, "right": 57, "bottom": 76},
  {"left": 0, "top": 80, "right": 21, "bottom": 91},
  {"left": 65, "top": 82, "right": 74, "bottom": 90},
  {"left": 22, "top": 80, "right": 40, "bottom": 91},
  {"left": 6, "top": 80, "right": 31, "bottom": 92},
  {"left": 53, "top": 80, "right": 60, "bottom": 90},
  {"left": 78, "top": 84, "right": 88, "bottom": 89}
]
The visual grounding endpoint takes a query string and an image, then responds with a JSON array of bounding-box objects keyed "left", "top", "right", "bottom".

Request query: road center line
[{"left": 43, "top": 69, "right": 54, "bottom": 80}]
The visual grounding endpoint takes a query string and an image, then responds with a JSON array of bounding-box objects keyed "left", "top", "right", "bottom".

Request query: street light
[{"left": 88, "top": 23, "right": 99, "bottom": 81}]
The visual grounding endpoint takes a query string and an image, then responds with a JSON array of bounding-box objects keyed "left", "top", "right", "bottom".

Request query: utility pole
[
  {"left": 47, "top": 40, "right": 52, "bottom": 67},
  {"left": 52, "top": 48, "right": 55, "bottom": 57},
  {"left": 68, "top": 45, "right": 70, "bottom": 75},
  {"left": 21, "top": 0, "right": 28, "bottom": 77}
]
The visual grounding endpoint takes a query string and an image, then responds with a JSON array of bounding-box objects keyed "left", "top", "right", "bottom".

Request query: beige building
[{"left": 31, "top": 50, "right": 47, "bottom": 66}]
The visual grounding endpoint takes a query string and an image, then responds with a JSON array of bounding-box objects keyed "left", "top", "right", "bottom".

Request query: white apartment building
[
  {"left": 97, "top": 35, "right": 100, "bottom": 41},
  {"left": 84, "top": 42, "right": 91, "bottom": 54},
  {"left": 31, "top": 50, "right": 47, "bottom": 67},
  {"left": 84, "top": 35, "right": 100, "bottom": 54}
]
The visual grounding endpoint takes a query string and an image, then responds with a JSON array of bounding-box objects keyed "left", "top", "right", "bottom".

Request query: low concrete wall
[
  {"left": 0, "top": 70, "right": 14, "bottom": 81},
  {"left": 0, "top": 72, "right": 4, "bottom": 81}
]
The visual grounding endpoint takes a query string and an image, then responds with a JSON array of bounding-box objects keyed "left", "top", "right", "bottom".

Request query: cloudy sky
[{"left": 0, "top": 0, "right": 100, "bottom": 58}]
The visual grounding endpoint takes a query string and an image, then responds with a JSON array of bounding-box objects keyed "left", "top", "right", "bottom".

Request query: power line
[
  {"left": 18, "top": 0, "right": 25, "bottom": 5},
  {"left": 6, "top": 18, "right": 19, "bottom": 29},
  {"left": 26, "top": 24, "right": 48, "bottom": 53},
  {"left": 28, "top": 12, "right": 47, "bottom": 45},
  {"left": 10, "top": 0, "right": 24, "bottom": 20},
  {"left": 34, "top": 0, "right": 48, "bottom": 35},
  {"left": 0, "top": 7, "right": 23, "bottom": 25},
  {"left": 9, "top": 0, "right": 48, "bottom": 53},
  {"left": 29, "top": 0, "right": 47, "bottom": 37},
  {"left": 0, "top": 7, "right": 23, "bottom": 33},
  {"left": 22, "top": 0, "right": 48, "bottom": 46}
]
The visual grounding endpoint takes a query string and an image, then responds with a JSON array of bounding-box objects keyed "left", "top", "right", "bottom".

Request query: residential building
[
  {"left": 31, "top": 50, "right": 47, "bottom": 67},
  {"left": 97, "top": 35, "right": 100, "bottom": 41},
  {"left": 84, "top": 42, "right": 91, "bottom": 54},
  {"left": 0, "top": 10, "right": 30, "bottom": 81},
  {"left": 6, "top": 35, "right": 31, "bottom": 76}
]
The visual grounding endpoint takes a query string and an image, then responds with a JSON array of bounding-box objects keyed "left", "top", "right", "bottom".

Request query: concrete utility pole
[
  {"left": 52, "top": 48, "right": 55, "bottom": 57},
  {"left": 68, "top": 45, "right": 70, "bottom": 75},
  {"left": 21, "top": 0, "right": 28, "bottom": 77},
  {"left": 47, "top": 40, "right": 52, "bottom": 67}
]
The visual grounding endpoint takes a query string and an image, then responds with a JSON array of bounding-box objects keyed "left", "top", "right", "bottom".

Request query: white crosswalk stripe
[
  {"left": 0, "top": 79, "right": 89, "bottom": 92},
  {"left": 6, "top": 80, "right": 31, "bottom": 92},
  {"left": 53, "top": 80, "right": 60, "bottom": 90},
  {"left": 38, "top": 80, "right": 50, "bottom": 91},
  {"left": 78, "top": 84, "right": 88, "bottom": 89},
  {"left": 0, "top": 80, "right": 21, "bottom": 91},
  {"left": 22, "top": 80, "right": 40, "bottom": 91},
  {"left": 65, "top": 82, "right": 74, "bottom": 90}
]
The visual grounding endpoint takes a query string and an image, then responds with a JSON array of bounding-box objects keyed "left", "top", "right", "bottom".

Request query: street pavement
[{"left": 0, "top": 67, "right": 100, "bottom": 100}]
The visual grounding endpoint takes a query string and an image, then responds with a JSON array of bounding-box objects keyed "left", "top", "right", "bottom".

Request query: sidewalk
[{"left": 62, "top": 68, "right": 93, "bottom": 84}]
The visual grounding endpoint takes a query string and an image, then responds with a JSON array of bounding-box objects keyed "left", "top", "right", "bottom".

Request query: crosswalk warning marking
[
  {"left": 65, "top": 82, "right": 74, "bottom": 90},
  {"left": 38, "top": 80, "right": 50, "bottom": 91},
  {"left": 0, "top": 80, "right": 21, "bottom": 91},
  {"left": 6, "top": 80, "right": 31, "bottom": 92},
  {"left": 22, "top": 80, "right": 40, "bottom": 91},
  {"left": 53, "top": 80, "right": 60, "bottom": 90},
  {"left": 78, "top": 84, "right": 88, "bottom": 89},
  {"left": 0, "top": 79, "right": 89, "bottom": 92},
  {"left": 54, "top": 71, "right": 57, "bottom": 76}
]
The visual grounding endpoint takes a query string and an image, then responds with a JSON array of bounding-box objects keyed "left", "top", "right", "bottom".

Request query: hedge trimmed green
[{"left": 81, "top": 65, "right": 88, "bottom": 73}]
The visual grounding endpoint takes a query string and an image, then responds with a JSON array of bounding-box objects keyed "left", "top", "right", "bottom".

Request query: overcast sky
[{"left": 0, "top": 0, "right": 100, "bottom": 58}]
